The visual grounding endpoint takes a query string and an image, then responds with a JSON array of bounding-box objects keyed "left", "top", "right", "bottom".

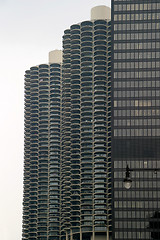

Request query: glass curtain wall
[{"left": 112, "top": 1, "right": 160, "bottom": 239}]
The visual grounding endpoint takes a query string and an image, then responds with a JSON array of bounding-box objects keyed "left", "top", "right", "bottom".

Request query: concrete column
[
  {"left": 70, "top": 229, "right": 73, "bottom": 240},
  {"left": 66, "top": 231, "right": 68, "bottom": 240},
  {"left": 92, "top": 231, "right": 95, "bottom": 240},
  {"left": 80, "top": 228, "right": 82, "bottom": 240},
  {"left": 107, "top": 229, "right": 109, "bottom": 240}
]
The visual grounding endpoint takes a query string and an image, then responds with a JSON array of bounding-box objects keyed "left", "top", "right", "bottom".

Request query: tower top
[
  {"left": 91, "top": 5, "right": 111, "bottom": 21},
  {"left": 49, "top": 50, "right": 62, "bottom": 64}
]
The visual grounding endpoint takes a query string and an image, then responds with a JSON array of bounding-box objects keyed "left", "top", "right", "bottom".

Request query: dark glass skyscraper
[
  {"left": 112, "top": 0, "right": 160, "bottom": 239},
  {"left": 23, "top": 2, "right": 160, "bottom": 240}
]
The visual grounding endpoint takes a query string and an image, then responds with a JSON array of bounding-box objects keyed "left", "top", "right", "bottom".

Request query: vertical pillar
[
  {"left": 80, "top": 228, "right": 82, "bottom": 240},
  {"left": 70, "top": 229, "right": 73, "bottom": 240},
  {"left": 107, "top": 228, "right": 109, "bottom": 240},
  {"left": 66, "top": 231, "right": 68, "bottom": 240},
  {"left": 92, "top": 230, "right": 95, "bottom": 240}
]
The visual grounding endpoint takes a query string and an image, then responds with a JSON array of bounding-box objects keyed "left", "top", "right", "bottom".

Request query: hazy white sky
[{"left": 0, "top": 0, "right": 111, "bottom": 239}]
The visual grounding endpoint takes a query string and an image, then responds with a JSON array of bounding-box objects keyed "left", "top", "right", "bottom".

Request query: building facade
[
  {"left": 61, "top": 5, "right": 112, "bottom": 240},
  {"left": 23, "top": 2, "right": 160, "bottom": 240},
  {"left": 23, "top": 6, "right": 112, "bottom": 240},
  {"left": 111, "top": 0, "right": 160, "bottom": 239},
  {"left": 23, "top": 50, "right": 62, "bottom": 240}
]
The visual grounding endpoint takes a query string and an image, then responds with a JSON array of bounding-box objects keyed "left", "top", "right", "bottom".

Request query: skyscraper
[
  {"left": 23, "top": 50, "right": 62, "bottom": 240},
  {"left": 23, "top": 6, "right": 112, "bottom": 240},
  {"left": 112, "top": 0, "right": 160, "bottom": 239},
  {"left": 61, "top": 5, "right": 111, "bottom": 240},
  {"left": 23, "top": 2, "right": 160, "bottom": 240}
]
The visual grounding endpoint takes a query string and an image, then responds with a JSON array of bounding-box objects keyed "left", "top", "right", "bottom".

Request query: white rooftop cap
[
  {"left": 91, "top": 5, "right": 111, "bottom": 21},
  {"left": 49, "top": 50, "right": 62, "bottom": 64}
]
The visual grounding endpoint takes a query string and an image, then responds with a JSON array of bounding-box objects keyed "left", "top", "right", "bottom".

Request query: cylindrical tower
[
  {"left": 61, "top": 28, "right": 72, "bottom": 237},
  {"left": 23, "top": 51, "right": 62, "bottom": 240},
  {"left": 61, "top": 6, "right": 112, "bottom": 240}
]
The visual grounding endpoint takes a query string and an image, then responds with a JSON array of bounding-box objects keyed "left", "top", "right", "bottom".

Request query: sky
[{"left": 0, "top": 0, "right": 111, "bottom": 239}]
